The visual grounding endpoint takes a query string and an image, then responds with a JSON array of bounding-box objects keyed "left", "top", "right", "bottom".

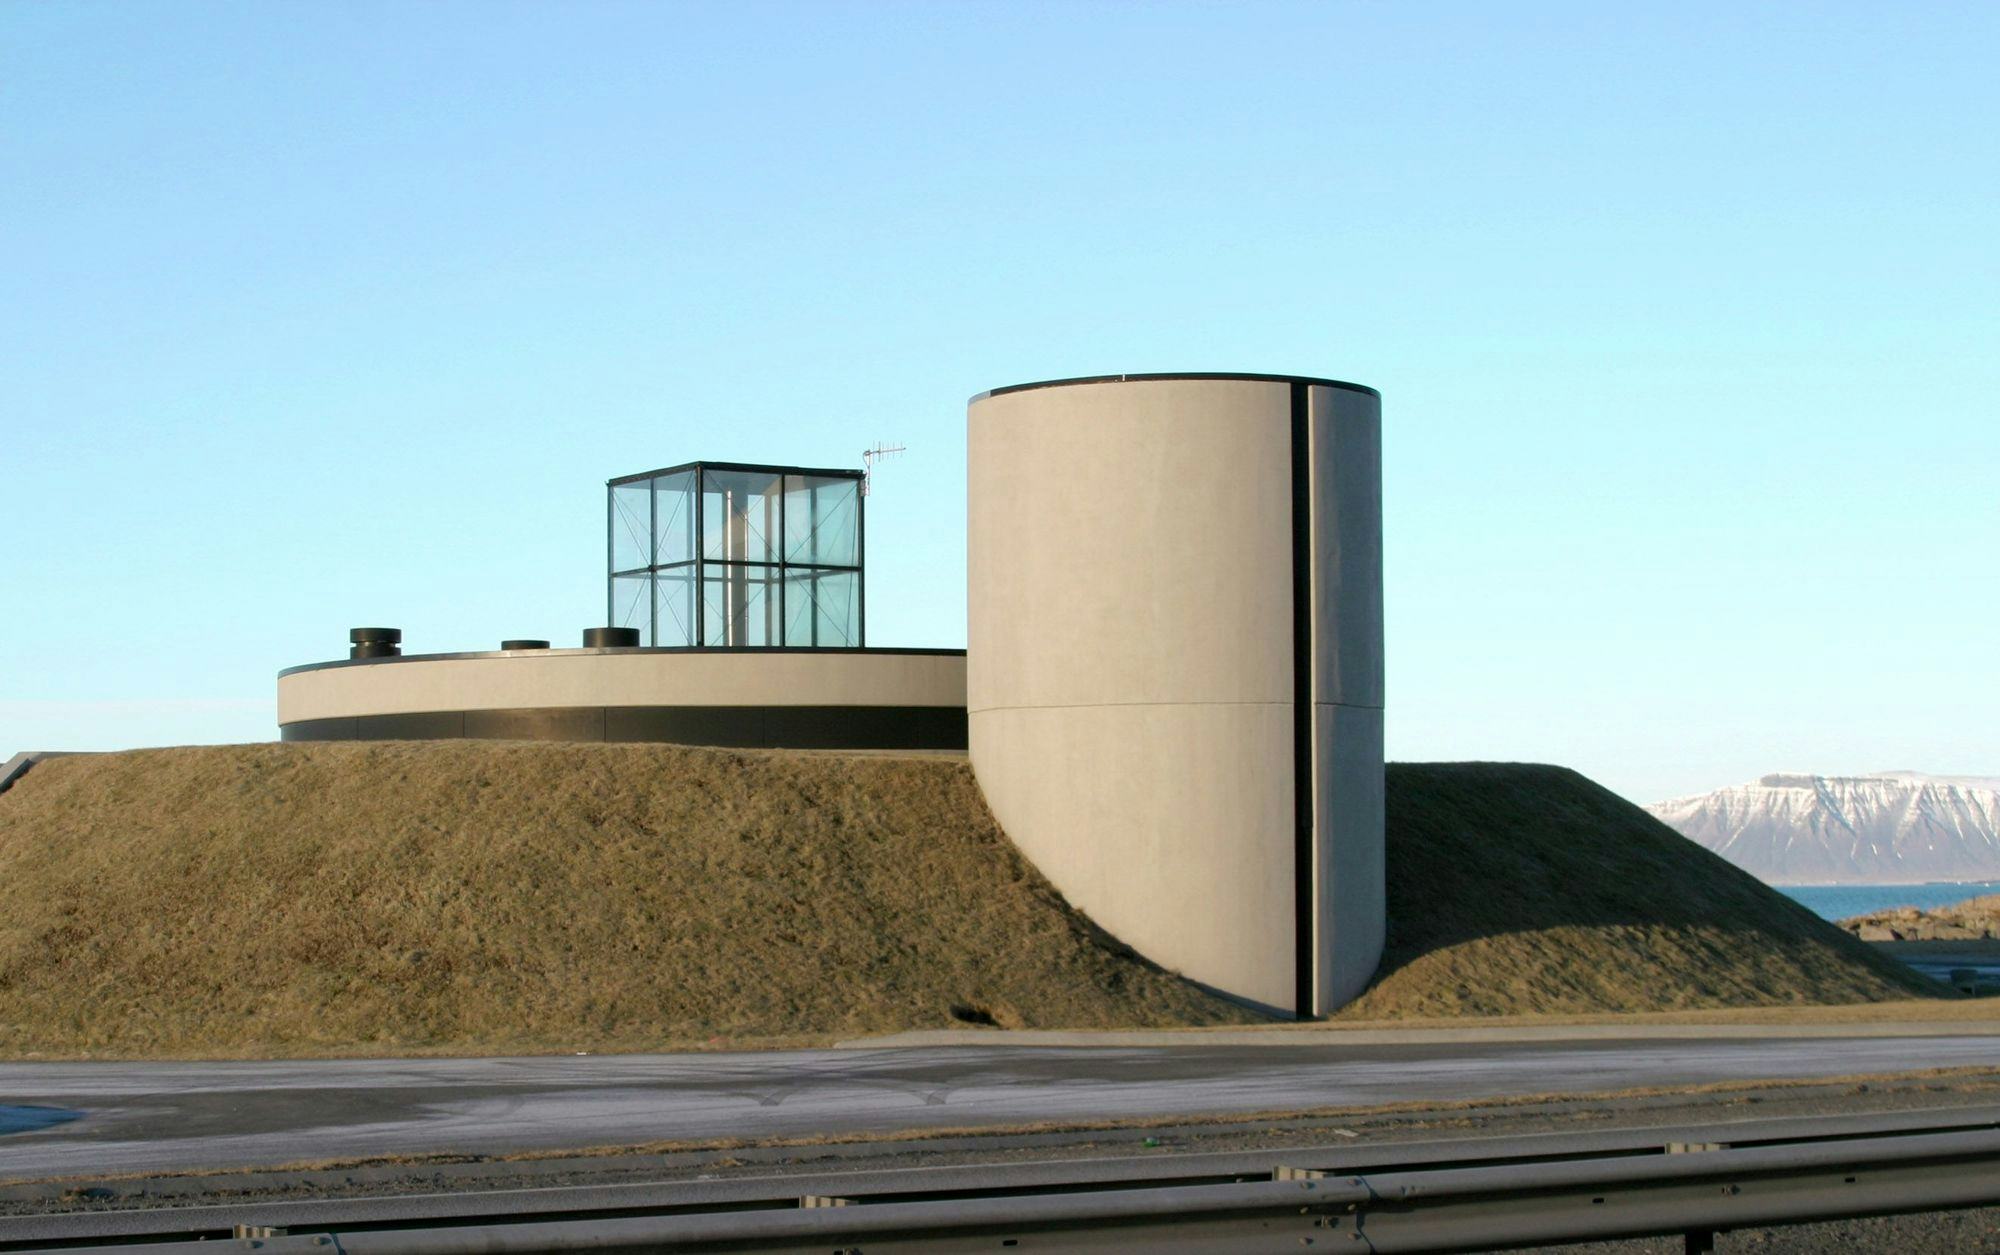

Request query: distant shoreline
[
  {"left": 1780, "top": 882, "right": 2000, "bottom": 927},
  {"left": 1773, "top": 879, "right": 2000, "bottom": 888}
]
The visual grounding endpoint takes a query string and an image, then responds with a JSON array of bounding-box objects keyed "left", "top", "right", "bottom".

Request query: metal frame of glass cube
[{"left": 608, "top": 461, "right": 865, "bottom": 648}]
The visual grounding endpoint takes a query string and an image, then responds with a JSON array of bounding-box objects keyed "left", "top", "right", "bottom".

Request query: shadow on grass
[{"left": 1344, "top": 763, "right": 1948, "bottom": 1018}]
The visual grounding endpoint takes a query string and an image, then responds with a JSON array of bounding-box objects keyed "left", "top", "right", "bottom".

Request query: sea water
[
  {"left": 1778, "top": 882, "right": 2000, "bottom": 922},
  {"left": 1777, "top": 882, "right": 2000, "bottom": 988}
]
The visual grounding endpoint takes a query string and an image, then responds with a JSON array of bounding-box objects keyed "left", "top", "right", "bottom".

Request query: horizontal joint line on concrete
[{"left": 967, "top": 700, "right": 1385, "bottom": 716}]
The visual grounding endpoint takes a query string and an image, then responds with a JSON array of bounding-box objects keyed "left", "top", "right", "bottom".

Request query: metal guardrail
[{"left": 12, "top": 1106, "right": 2000, "bottom": 1254}]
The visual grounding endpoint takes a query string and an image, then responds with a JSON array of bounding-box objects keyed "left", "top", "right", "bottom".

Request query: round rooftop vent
[{"left": 349, "top": 627, "right": 402, "bottom": 659}]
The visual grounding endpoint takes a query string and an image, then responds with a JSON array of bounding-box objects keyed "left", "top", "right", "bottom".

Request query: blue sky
[{"left": 3, "top": 1, "right": 1994, "bottom": 803}]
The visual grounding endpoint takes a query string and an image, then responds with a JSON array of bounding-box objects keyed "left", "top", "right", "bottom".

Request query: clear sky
[{"left": 4, "top": 2, "right": 1994, "bottom": 804}]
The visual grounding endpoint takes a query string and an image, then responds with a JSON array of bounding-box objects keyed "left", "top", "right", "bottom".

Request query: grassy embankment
[
  {"left": 0, "top": 744, "right": 1950, "bottom": 1058},
  {"left": 1342, "top": 762, "right": 1940, "bottom": 1018}
]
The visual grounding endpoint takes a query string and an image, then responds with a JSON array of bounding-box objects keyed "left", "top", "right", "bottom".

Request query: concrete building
[
  {"left": 279, "top": 459, "right": 967, "bottom": 750},
  {"left": 966, "top": 375, "right": 1383, "bottom": 1017},
  {"left": 276, "top": 645, "right": 968, "bottom": 749},
  {"left": 276, "top": 374, "right": 1385, "bottom": 1015}
]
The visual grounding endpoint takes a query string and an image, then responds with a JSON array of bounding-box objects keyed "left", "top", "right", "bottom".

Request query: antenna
[{"left": 861, "top": 442, "right": 905, "bottom": 497}]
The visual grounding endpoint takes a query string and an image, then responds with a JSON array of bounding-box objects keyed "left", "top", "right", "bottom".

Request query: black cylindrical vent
[
  {"left": 582, "top": 626, "right": 641, "bottom": 648},
  {"left": 500, "top": 639, "right": 551, "bottom": 651},
  {"left": 349, "top": 626, "right": 402, "bottom": 659}
]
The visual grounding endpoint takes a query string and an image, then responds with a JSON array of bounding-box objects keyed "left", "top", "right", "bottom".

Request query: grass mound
[
  {"left": 0, "top": 749, "right": 1944, "bottom": 1056},
  {"left": 0, "top": 742, "right": 1254, "bottom": 1057},
  {"left": 1338, "top": 763, "right": 1944, "bottom": 1018}
]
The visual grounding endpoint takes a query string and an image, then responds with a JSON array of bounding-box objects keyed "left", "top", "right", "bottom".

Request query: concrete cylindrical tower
[{"left": 966, "top": 374, "right": 1383, "bottom": 1016}]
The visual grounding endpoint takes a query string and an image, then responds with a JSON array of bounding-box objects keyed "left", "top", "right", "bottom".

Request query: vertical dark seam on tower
[{"left": 1290, "top": 382, "right": 1315, "bottom": 1019}]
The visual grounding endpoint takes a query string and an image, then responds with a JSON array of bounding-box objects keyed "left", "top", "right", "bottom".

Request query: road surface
[{"left": 2, "top": 1034, "right": 1998, "bottom": 1178}]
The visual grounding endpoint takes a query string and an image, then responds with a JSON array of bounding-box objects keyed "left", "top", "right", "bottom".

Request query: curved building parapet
[{"left": 277, "top": 648, "right": 967, "bottom": 751}]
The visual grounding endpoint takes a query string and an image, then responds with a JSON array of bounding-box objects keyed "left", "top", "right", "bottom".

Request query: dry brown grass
[
  {"left": 0, "top": 742, "right": 1255, "bottom": 1057},
  {"left": 0, "top": 749, "right": 1947, "bottom": 1058},
  {"left": 1336, "top": 763, "right": 1945, "bottom": 1018}
]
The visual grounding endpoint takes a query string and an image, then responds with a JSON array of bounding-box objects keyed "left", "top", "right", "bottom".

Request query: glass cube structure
[{"left": 608, "top": 461, "right": 864, "bottom": 648}]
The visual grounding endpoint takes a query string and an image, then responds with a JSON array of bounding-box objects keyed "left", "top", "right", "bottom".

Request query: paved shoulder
[{"left": 2, "top": 1035, "right": 1997, "bottom": 1179}]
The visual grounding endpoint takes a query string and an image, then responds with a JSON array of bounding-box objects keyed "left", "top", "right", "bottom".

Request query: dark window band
[{"left": 279, "top": 705, "right": 968, "bottom": 752}]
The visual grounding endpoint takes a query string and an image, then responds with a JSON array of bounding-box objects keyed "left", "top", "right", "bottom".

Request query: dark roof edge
[
  {"left": 280, "top": 645, "right": 966, "bottom": 678},
  {"left": 608, "top": 461, "right": 864, "bottom": 488},
  {"left": 969, "top": 373, "right": 1380, "bottom": 405}
]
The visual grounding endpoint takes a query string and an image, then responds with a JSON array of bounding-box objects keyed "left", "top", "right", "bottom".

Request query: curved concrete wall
[
  {"left": 967, "top": 375, "right": 1382, "bottom": 1016},
  {"left": 1307, "top": 383, "right": 1387, "bottom": 1013},
  {"left": 277, "top": 649, "right": 967, "bottom": 749}
]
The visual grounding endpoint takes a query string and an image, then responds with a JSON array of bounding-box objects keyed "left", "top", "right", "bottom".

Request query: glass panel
[
  {"left": 611, "top": 572, "right": 652, "bottom": 636},
  {"left": 783, "top": 475, "right": 860, "bottom": 567},
  {"left": 701, "top": 560, "right": 781, "bottom": 647},
  {"left": 611, "top": 480, "right": 652, "bottom": 573},
  {"left": 652, "top": 471, "right": 695, "bottom": 566},
  {"left": 783, "top": 569, "right": 859, "bottom": 647},
  {"left": 654, "top": 565, "right": 695, "bottom": 647},
  {"left": 701, "top": 469, "right": 783, "bottom": 563},
  {"left": 614, "top": 464, "right": 863, "bottom": 649}
]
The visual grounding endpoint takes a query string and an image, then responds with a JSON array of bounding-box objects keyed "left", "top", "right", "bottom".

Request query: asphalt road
[{"left": 2, "top": 1035, "right": 1998, "bottom": 1180}]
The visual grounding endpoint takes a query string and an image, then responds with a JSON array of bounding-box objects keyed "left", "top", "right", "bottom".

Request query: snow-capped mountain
[{"left": 1647, "top": 772, "right": 2000, "bottom": 885}]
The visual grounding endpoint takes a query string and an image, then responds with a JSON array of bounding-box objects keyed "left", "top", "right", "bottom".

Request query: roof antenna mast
[{"left": 861, "top": 442, "right": 905, "bottom": 497}]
